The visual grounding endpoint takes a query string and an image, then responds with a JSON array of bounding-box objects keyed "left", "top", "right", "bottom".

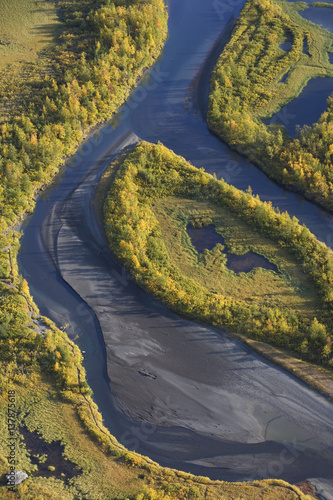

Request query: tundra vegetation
[
  {"left": 0, "top": 0, "right": 321, "bottom": 498},
  {"left": 0, "top": 0, "right": 59, "bottom": 69},
  {"left": 208, "top": 0, "right": 333, "bottom": 210},
  {"left": 0, "top": 0, "right": 168, "bottom": 401}
]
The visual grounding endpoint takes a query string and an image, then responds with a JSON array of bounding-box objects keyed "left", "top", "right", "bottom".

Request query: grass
[
  {"left": 152, "top": 197, "right": 323, "bottom": 322},
  {"left": 0, "top": 0, "right": 59, "bottom": 69},
  {"left": 0, "top": 377, "right": 151, "bottom": 499},
  {"left": 0, "top": 0, "right": 60, "bottom": 121}
]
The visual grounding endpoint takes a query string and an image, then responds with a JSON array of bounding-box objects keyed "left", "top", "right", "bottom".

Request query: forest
[
  {"left": 104, "top": 141, "right": 333, "bottom": 368},
  {"left": 208, "top": 0, "right": 333, "bottom": 210}
]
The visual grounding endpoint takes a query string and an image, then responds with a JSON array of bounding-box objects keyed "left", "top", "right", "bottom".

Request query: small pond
[
  {"left": 300, "top": 6, "right": 333, "bottom": 33},
  {"left": 186, "top": 224, "right": 224, "bottom": 252},
  {"left": 303, "top": 38, "right": 309, "bottom": 55},
  {"left": 264, "top": 77, "right": 333, "bottom": 136},
  {"left": 280, "top": 72, "right": 289, "bottom": 83},
  {"left": 186, "top": 224, "right": 278, "bottom": 273}
]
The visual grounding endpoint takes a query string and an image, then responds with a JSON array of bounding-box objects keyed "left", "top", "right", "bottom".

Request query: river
[{"left": 18, "top": 0, "right": 333, "bottom": 496}]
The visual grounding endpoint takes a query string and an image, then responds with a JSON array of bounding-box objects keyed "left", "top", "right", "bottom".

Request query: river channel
[{"left": 18, "top": 0, "right": 333, "bottom": 496}]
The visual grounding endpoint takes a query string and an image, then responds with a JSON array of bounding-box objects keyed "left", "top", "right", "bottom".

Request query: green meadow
[
  {"left": 153, "top": 196, "right": 322, "bottom": 321},
  {"left": 311, "top": 2, "right": 333, "bottom": 8},
  {"left": 0, "top": 0, "right": 59, "bottom": 68},
  {"left": 208, "top": 0, "right": 333, "bottom": 210},
  {"left": 104, "top": 141, "right": 333, "bottom": 368}
]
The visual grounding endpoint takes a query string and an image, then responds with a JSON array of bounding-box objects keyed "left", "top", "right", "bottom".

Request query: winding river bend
[{"left": 18, "top": 0, "right": 333, "bottom": 496}]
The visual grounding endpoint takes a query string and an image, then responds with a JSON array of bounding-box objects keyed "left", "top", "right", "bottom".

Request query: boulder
[{"left": 6, "top": 470, "right": 28, "bottom": 485}]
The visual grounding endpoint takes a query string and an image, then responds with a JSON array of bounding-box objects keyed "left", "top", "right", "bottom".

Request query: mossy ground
[
  {"left": 0, "top": 378, "right": 144, "bottom": 499},
  {"left": 311, "top": 2, "right": 333, "bottom": 9},
  {"left": 0, "top": 0, "right": 60, "bottom": 122}
]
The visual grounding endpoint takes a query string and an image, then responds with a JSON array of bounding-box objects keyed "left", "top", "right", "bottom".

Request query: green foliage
[
  {"left": 208, "top": 0, "right": 333, "bottom": 210},
  {"left": 104, "top": 142, "right": 333, "bottom": 367},
  {"left": 0, "top": 0, "right": 168, "bottom": 224}
]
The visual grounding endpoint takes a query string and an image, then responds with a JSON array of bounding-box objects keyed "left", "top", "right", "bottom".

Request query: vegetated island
[
  {"left": 104, "top": 142, "right": 333, "bottom": 372},
  {"left": 208, "top": 0, "right": 333, "bottom": 211}
]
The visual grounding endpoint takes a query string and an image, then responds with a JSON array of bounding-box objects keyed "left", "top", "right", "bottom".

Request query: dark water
[
  {"left": 280, "top": 72, "right": 289, "bottom": 83},
  {"left": 265, "top": 77, "right": 333, "bottom": 135},
  {"left": 19, "top": 427, "right": 80, "bottom": 482},
  {"left": 17, "top": 0, "right": 333, "bottom": 490},
  {"left": 227, "top": 251, "right": 278, "bottom": 273},
  {"left": 186, "top": 224, "right": 225, "bottom": 252},
  {"left": 186, "top": 224, "right": 278, "bottom": 273},
  {"left": 303, "top": 38, "right": 309, "bottom": 55}
]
